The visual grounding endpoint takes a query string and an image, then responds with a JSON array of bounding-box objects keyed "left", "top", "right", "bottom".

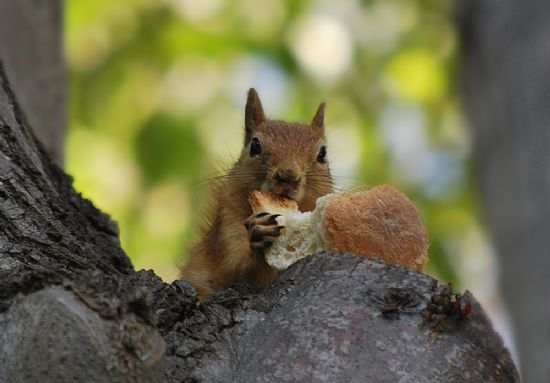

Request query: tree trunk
[
  {"left": 455, "top": 1, "right": 550, "bottom": 381},
  {"left": 0, "top": 0, "right": 65, "bottom": 165},
  {"left": 0, "top": 63, "right": 519, "bottom": 381}
]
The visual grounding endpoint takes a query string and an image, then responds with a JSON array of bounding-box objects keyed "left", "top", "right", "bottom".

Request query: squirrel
[{"left": 180, "top": 88, "right": 333, "bottom": 299}]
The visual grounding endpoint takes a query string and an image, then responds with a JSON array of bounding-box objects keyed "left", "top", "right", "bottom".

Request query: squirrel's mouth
[
  {"left": 275, "top": 192, "right": 295, "bottom": 201},
  {"left": 261, "top": 183, "right": 303, "bottom": 202}
]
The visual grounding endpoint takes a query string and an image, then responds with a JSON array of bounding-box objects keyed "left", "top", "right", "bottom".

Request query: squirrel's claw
[
  {"left": 244, "top": 212, "right": 271, "bottom": 230},
  {"left": 244, "top": 212, "right": 280, "bottom": 229},
  {"left": 245, "top": 212, "right": 284, "bottom": 253},
  {"left": 250, "top": 224, "right": 284, "bottom": 242}
]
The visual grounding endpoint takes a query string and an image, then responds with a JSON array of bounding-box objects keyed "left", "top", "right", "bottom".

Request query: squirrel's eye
[
  {"left": 317, "top": 146, "right": 327, "bottom": 163},
  {"left": 250, "top": 137, "right": 262, "bottom": 156}
]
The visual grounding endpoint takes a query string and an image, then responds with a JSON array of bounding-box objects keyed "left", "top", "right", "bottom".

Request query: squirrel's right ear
[
  {"left": 244, "top": 88, "right": 266, "bottom": 144},
  {"left": 311, "top": 102, "right": 326, "bottom": 132}
]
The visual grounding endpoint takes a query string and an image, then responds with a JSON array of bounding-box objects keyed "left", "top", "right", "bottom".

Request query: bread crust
[
  {"left": 325, "top": 185, "right": 428, "bottom": 271},
  {"left": 248, "top": 190, "right": 298, "bottom": 215}
]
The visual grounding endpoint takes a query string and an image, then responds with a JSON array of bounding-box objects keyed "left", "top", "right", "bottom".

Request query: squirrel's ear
[
  {"left": 244, "top": 88, "right": 266, "bottom": 144},
  {"left": 311, "top": 102, "right": 326, "bottom": 131}
]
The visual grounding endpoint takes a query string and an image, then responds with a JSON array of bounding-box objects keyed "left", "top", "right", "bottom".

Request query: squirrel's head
[{"left": 237, "top": 88, "right": 332, "bottom": 211}]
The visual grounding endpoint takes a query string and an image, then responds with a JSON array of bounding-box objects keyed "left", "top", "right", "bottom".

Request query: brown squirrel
[{"left": 180, "top": 88, "right": 333, "bottom": 298}]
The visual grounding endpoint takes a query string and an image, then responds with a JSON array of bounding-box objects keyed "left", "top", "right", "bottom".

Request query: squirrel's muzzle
[
  {"left": 269, "top": 168, "right": 304, "bottom": 200},
  {"left": 274, "top": 170, "right": 301, "bottom": 185}
]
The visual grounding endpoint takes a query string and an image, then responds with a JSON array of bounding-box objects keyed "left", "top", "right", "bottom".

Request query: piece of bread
[
  {"left": 247, "top": 186, "right": 429, "bottom": 272},
  {"left": 248, "top": 191, "right": 298, "bottom": 217}
]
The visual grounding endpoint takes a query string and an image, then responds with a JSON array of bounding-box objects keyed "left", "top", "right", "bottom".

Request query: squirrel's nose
[{"left": 274, "top": 170, "right": 301, "bottom": 184}]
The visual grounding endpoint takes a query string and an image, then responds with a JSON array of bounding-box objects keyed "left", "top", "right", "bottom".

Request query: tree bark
[
  {"left": 0, "top": 0, "right": 65, "bottom": 165},
  {"left": 0, "top": 63, "right": 519, "bottom": 382},
  {"left": 455, "top": 1, "right": 550, "bottom": 381}
]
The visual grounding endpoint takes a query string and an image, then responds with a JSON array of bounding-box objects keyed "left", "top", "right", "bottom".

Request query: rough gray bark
[
  {"left": 0, "top": 63, "right": 519, "bottom": 382},
  {"left": 0, "top": 60, "right": 163, "bottom": 382},
  {"left": 0, "top": 0, "right": 65, "bottom": 165},
  {"left": 155, "top": 253, "right": 519, "bottom": 382},
  {"left": 455, "top": 1, "right": 550, "bottom": 381}
]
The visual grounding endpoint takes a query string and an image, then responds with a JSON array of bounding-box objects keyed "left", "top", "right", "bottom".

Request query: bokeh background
[{"left": 64, "top": 0, "right": 512, "bottom": 353}]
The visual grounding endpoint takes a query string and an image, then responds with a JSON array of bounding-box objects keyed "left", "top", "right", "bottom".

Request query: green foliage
[
  {"left": 136, "top": 114, "right": 203, "bottom": 184},
  {"left": 66, "top": 0, "right": 491, "bottom": 285}
]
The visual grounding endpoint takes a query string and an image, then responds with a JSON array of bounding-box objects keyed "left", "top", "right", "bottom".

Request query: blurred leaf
[
  {"left": 135, "top": 114, "right": 204, "bottom": 184},
  {"left": 384, "top": 48, "right": 447, "bottom": 103}
]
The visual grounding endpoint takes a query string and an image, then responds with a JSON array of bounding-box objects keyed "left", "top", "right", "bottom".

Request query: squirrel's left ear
[
  {"left": 311, "top": 102, "right": 326, "bottom": 131},
  {"left": 244, "top": 88, "right": 266, "bottom": 144}
]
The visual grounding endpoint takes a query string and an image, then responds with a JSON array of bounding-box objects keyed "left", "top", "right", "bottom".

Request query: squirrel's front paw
[{"left": 244, "top": 212, "right": 284, "bottom": 252}]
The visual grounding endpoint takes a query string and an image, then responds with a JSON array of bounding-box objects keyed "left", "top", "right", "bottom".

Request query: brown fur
[{"left": 180, "top": 89, "right": 333, "bottom": 299}]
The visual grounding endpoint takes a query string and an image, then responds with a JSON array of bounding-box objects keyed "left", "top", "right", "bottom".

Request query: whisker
[{"left": 306, "top": 171, "right": 369, "bottom": 192}]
